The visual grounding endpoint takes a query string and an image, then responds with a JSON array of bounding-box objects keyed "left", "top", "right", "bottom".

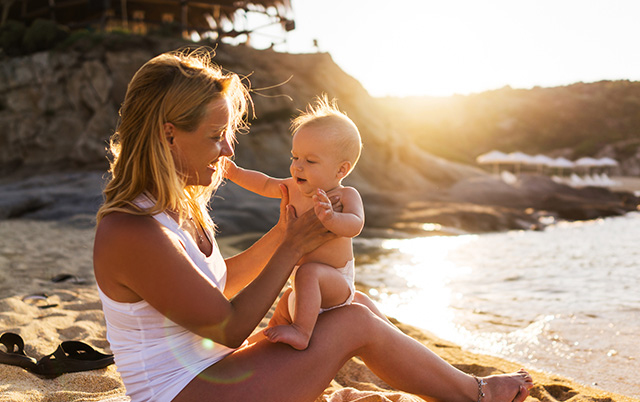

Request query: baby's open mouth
[{"left": 296, "top": 177, "right": 307, "bottom": 184}]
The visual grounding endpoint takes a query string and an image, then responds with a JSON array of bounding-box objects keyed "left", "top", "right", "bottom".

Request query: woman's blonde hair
[{"left": 96, "top": 48, "right": 249, "bottom": 231}]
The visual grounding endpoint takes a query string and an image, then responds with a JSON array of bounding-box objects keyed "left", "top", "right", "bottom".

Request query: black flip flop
[
  {"left": 33, "top": 340, "right": 114, "bottom": 378},
  {"left": 51, "top": 274, "right": 86, "bottom": 285},
  {"left": 22, "top": 293, "right": 59, "bottom": 309},
  {"left": 0, "top": 332, "right": 38, "bottom": 371}
]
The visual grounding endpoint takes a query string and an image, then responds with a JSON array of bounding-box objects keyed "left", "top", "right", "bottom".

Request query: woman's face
[{"left": 170, "top": 98, "right": 233, "bottom": 187}]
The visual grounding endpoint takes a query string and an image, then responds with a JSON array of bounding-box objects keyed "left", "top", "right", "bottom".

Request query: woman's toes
[
  {"left": 518, "top": 369, "right": 533, "bottom": 385},
  {"left": 512, "top": 385, "right": 530, "bottom": 402}
]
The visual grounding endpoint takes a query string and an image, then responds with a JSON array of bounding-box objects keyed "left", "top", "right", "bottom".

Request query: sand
[
  {"left": 610, "top": 176, "right": 640, "bottom": 194},
  {"left": 1, "top": 218, "right": 638, "bottom": 402}
]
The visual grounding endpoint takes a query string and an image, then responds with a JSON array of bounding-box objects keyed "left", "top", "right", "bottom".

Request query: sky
[{"left": 241, "top": 0, "right": 640, "bottom": 98}]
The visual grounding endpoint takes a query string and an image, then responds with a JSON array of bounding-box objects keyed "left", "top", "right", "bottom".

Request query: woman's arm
[
  {"left": 222, "top": 224, "right": 282, "bottom": 298},
  {"left": 94, "top": 186, "right": 335, "bottom": 349},
  {"left": 313, "top": 187, "right": 364, "bottom": 238},
  {"left": 225, "top": 160, "right": 286, "bottom": 198},
  {"left": 222, "top": 183, "right": 291, "bottom": 297}
]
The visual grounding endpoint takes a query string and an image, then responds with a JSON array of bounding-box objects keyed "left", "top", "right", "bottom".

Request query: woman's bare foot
[
  {"left": 480, "top": 369, "right": 533, "bottom": 402},
  {"left": 263, "top": 324, "right": 311, "bottom": 350}
]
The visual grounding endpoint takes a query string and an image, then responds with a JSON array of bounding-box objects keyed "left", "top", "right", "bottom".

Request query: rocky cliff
[
  {"left": 0, "top": 35, "right": 636, "bottom": 235},
  {"left": 0, "top": 35, "right": 480, "bottom": 188}
]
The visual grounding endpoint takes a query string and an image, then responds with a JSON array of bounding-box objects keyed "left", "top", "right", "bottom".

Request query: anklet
[{"left": 472, "top": 374, "right": 486, "bottom": 402}]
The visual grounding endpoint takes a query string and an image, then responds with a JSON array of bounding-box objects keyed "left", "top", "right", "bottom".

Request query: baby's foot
[
  {"left": 263, "top": 324, "right": 311, "bottom": 350},
  {"left": 479, "top": 369, "right": 533, "bottom": 402}
]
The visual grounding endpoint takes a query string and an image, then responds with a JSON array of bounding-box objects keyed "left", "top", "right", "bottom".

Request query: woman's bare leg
[
  {"left": 174, "top": 304, "right": 532, "bottom": 402},
  {"left": 352, "top": 290, "right": 393, "bottom": 324},
  {"left": 349, "top": 293, "right": 532, "bottom": 400},
  {"left": 264, "top": 263, "right": 351, "bottom": 350}
]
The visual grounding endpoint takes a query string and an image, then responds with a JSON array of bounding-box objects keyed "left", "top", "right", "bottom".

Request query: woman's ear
[
  {"left": 336, "top": 161, "right": 352, "bottom": 179},
  {"left": 163, "top": 122, "right": 175, "bottom": 145}
]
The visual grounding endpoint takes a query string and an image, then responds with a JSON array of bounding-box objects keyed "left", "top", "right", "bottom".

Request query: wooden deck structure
[{"left": 3, "top": 0, "right": 294, "bottom": 40}]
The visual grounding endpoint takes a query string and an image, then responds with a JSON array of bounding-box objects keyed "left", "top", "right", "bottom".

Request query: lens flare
[{"left": 202, "top": 338, "right": 215, "bottom": 350}]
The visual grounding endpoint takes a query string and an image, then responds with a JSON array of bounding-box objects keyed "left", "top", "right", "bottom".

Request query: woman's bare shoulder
[
  {"left": 98, "top": 211, "right": 155, "bottom": 229},
  {"left": 94, "top": 212, "right": 186, "bottom": 301},
  {"left": 94, "top": 212, "right": 181, "bottom": 274},
  {"left": 96, "top": 212, "right": 164, "bottom": 246}
]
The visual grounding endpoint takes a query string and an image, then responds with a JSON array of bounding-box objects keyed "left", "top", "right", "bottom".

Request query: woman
[{"left": 93, "top": 49, "right": 533, "bottom": 402}]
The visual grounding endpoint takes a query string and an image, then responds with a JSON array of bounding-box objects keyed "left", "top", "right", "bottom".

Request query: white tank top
[{"left": 97, "top": 196, "right": 235, "bottom": 402}]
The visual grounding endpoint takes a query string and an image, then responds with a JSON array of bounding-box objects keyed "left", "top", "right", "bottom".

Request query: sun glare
[
  {"left": 277, "top": 0, "right": 640, "bottom": 97},
  {"left": 376, "top": 235, "right": 476, "bottom": 339}
]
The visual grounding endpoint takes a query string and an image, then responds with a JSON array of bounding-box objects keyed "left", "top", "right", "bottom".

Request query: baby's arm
[
  {"left": 313, "top": 187, "right": 364, "bottom": 238},
  {"left": 225, "top": 160, "right": 285, "bottom": 198}
]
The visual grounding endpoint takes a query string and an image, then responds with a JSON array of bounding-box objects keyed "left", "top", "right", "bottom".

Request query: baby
[{"left": 225, "top": 96, "right": 364, "bottom": 350}]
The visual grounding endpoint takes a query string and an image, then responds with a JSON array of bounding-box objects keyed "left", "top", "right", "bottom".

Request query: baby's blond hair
[{"left": 291, "top": 95, "right": 362, "bottom": 173}]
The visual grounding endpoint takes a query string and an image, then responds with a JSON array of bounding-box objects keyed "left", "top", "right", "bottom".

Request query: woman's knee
[
  {"left": 319, "top": 303, "right": 381, "bottom": 335},
  {"left": 353, "top": 291, "right": 392, "bottom": 324}
]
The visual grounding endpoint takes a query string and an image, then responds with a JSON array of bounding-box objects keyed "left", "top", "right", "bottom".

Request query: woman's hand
[{"left": 278, "top": 184, "right": 337, "bottom": 257}]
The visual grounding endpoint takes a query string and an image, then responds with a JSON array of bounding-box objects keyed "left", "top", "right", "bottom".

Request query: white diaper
[{"left": 287, "top": 259, "right": 356, "bottom": 316}]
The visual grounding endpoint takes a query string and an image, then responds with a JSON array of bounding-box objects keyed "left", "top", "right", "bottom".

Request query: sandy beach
[{"left": 1, "top": 218, "right": 638, "bottom": 402}]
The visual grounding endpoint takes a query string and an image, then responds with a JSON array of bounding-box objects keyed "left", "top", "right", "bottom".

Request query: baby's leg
[
  {"left": 267, "top": 288, "right": 293, "bottom": 328},
  {"left": 263, "top": 262, "right": 351, "bottom": 350},
  {"left": 246, "top": 289, "right": 294, "bottom": 345}
]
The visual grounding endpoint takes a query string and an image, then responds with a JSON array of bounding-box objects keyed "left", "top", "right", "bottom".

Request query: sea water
[{"left": 354, "top": 212, "right": 640, "bottom": 397}]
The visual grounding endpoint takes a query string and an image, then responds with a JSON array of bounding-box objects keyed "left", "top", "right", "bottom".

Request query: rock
[
  {"left": 210, "top": 182, "right": 280, "bottom": 235},
  {"left": 105, "top": 49, "right": 153, "bottom": 104},
  {"left": 83, "top": 60, "right": 112, "bottom": 105},
  {"left": 5, "top": 87, "right": 39, "bottom": 112},
  {"left": 540, "top": 190, "right": 632, "bottom": 221},
  {"left": 449, "top": 175, "right": 531, "bottom": 208},
  {"left": 0, "top": 171, "right": 105, "bottom": 222},
  {"left": 38, "top": 82, "right": 73, "bottom": 112},
  {"left": 0, "top": 36, "right": 486, "bottom": 195}
]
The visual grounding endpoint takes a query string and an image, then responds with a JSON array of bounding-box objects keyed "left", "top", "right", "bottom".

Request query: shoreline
[
  {"left": 1, "top": 219, "right": 638, "bottom": 401},
  {"left": 353, "top": 213, "right": 640, "bottom": 399}
]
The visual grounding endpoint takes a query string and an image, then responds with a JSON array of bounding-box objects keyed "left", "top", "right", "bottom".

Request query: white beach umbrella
[
  {"left": 531, "top": 154, "right": 555, "bottom": 166},
  {"left": 530, "top": 154, "right": 555, "bottom": 172},
  {"left": 575, "top": 157, "right": 601, "bottom": 173},
  {"left": 575, "top": 157, "right": 600, "bottom": 167},
  {"left": 506, "top": 152, "right": 533, "bottom": 175},
  {"left": 598, "top": 157, "right": 619, "bottom": 167},
  {"left": 476, "top": 150, "right": 510, "bottom": 174},
  {"left": 476, "top": 150, "right": 510, "bottom": 164},
  {"left": 596, "top": 157, "right": 620, "bottom": 175},
  {"left": 507, "top": 151, "right": 534, "bottom": 164},
  {"left": 549, "top": 157, "right": 575, "bottom": 176},
  {"left": 550, "top": 157, "right": 575, "bottom": 168}
]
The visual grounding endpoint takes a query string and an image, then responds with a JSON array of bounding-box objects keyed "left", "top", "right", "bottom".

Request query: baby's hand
[
  {"left": 313, "top": 189, "right": 334, "bottom": 223},
  {"left": 222, "top": 159, "right": 237, "bottom": 179},
  {"left": 326, "top": 188, "right": 343, "bottom": 213}
]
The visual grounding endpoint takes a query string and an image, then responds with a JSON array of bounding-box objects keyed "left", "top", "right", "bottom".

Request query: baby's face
[{"left": 290, "top": 126, "right": 343, "bottom": 197}]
